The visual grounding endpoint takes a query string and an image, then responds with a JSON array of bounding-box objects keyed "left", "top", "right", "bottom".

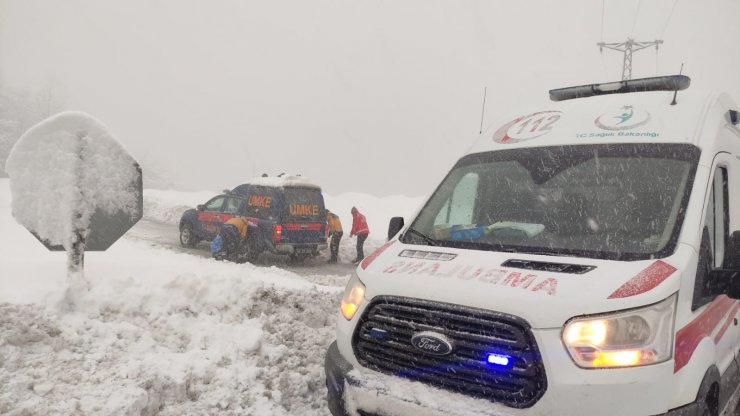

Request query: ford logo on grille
[{"left": 410, "top": 331, "right": 453, "bottom": 355}]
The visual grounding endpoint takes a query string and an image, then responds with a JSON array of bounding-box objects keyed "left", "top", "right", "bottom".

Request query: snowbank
[
  {"left": 323, "top": 192, "right": 424, "bottom": 241},
  {"left": 0, "top": 178, "right": 427, "bottom": 415},
  {"left": 143, "top": 189, "right": 218, "bottom": 226},
  {"left": 0, "top": 178, "right": 341, "bottom": 415},
  {"left": 0, "top": 271, "right": 340, "bottom": 416}
]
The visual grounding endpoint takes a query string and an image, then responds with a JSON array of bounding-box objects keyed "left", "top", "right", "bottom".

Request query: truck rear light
[{"left": 273, "top": 224, "right": 283, "bottom": 243}]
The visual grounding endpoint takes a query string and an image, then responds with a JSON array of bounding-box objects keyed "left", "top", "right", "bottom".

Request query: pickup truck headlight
[
  {"left": 340, "top": 273, "right": 365, "bottom": 321},
  {"left": 562, "top": 294, "right": 676, "bottom": 368}
]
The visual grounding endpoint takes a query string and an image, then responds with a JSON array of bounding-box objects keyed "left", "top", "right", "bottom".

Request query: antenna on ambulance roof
[
  {"left": 479, "top": 87, "right": 488, "bottom": 134},
  {"left": 670, "top": 63, "right": 684, "bottom": 106}
]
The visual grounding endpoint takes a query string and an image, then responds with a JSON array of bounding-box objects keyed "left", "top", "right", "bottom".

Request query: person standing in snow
[
  {"left": 326, "top": 209, "right": 343, "bottom": 263},
  {"left": 349, "top": 206, "right": 369, "bottom": 263}
]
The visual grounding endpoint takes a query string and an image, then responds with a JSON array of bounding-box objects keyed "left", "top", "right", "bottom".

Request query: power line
[
  {"left": 630, "top": 0, "right": 643, "bottom": 37},
  {"left": 659, "top": 0, "right": 678, "bottom": 38},
  {"left": 599, "top": 0, "right": 676, "bottom": 80},
  {"left": 600, "top": 0, "right": 605, "bottom": 42}
]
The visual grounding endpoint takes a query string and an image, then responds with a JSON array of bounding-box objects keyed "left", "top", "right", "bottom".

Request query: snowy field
[{"left": 0, "top": 178, "right": 423, "bottom": 416}]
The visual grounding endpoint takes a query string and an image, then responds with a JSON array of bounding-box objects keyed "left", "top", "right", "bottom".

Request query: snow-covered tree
[{"left": 5, "top": 111, "right": 142, "bottom": 277}]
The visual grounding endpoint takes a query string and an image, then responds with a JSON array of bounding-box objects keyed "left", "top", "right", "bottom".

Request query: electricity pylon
[{"left": 597, "top": 38, "right": 664, "bottom": 80}]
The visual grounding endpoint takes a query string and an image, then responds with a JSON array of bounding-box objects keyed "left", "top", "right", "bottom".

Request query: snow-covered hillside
[{"left": 0, "top": 179, "right": 422, "bottom": 416}]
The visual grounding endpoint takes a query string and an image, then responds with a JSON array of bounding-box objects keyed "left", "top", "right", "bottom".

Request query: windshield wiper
[
  {"left": 404, "top": 228, "right": 440, "bottom": 247},
  {"left": 502, "top": 248, "right": 559, "bottom": 257}
]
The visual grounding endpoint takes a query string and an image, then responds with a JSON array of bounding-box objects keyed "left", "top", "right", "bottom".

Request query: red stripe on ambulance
[
  {"left": 361, "top": 240, "right": 396, "bottom": 270},
  {"left": 674, "top": 296, "right": 738, "bottom": 373},
  {"left": 607, "top": 260, "right": 677, "bottom": 299},
  {"left": 713, "top": 302, "right": 740, "bottom": 344}
]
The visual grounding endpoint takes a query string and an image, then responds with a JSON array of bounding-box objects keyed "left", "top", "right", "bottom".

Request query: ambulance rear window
[{"left": 405, "top": 143, "right": 700, "bottom": 261}]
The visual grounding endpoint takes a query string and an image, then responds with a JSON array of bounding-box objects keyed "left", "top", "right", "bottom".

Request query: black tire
[
  {"left": 180, "top": 223, "right": 199, "bottom": 248},
  {"left": 696, "top": 400, "right": 711, "bottom": 416},
  {"left": 246, "top": 247, "right": 261, "bottom": 264},
  {"left": 289, "top": 253, "right": 310, "bottom": 264},
  {"left": 234, "top": 240, "right": 260, "bottom": 264}
]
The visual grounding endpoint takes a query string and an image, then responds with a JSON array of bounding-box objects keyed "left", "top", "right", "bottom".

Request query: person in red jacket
[{"left": 349, "top": 206, "right": 370, "bottom": 263}]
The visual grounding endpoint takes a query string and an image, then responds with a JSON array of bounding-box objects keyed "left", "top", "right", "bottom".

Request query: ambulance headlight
[
  {"left": 562, "top": 294, "right": 676, "bottom": 368},
  {"left": 340, "top": 273, "right": 365, "bottom": 321}
]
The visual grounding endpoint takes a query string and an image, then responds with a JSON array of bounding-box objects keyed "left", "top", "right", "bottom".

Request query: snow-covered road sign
[{"left": 4, "top": 111, "right": 142, "bottom": 270}]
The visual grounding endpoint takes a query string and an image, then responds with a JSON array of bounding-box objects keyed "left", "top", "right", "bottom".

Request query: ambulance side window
[
  {"left": 704, "top": 167, "right": 728, "bottom": 269},
  {"left": 694, "top": 167, "right": 729, "bottom": 310},
  {"left": 446, "top": 173, "right": 479, "bottom": 225}
]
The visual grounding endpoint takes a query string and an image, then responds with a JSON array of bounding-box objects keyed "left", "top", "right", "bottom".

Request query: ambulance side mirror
[
  {"left": 388, "top": 217, "right": 405, "bottom": 241},
  {"left": 197, "top": 204, "right": 205, "bottom": 211}
]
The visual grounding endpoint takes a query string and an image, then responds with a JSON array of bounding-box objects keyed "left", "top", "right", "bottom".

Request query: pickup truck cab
[
  {"left": 179, "top": 175, "right": 328, "bottom": 262},
  {"left": 326, "top": 76, "right": 740, "bottom": 416}
]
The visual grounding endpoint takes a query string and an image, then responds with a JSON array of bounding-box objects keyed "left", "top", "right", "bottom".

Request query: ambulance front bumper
[{"left": 326, "top": 329, "right": 696, "bottom": 416}]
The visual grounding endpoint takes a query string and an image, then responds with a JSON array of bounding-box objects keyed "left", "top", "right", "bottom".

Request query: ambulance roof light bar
[{"left": 549, "top": 75, "right": 690, "bottom": 102}]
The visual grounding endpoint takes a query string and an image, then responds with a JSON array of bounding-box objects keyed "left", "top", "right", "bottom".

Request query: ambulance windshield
[{"left": 404, "top": 143, "right": 701, "bottom": 261}]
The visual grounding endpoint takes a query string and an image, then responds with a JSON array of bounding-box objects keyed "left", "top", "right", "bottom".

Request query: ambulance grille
[{"left": 352, "top": 296, "right": 547, "bottom": 409}]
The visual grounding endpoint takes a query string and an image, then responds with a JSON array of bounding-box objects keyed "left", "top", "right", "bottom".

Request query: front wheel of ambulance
[
  {"left": 180, "top": 223, "right": 199, "bottom": 248},
  {"left": 697, "top": 401, "right": 712, "bottom": 416},
  {"left": 689, "top": 393, "right": 715, "bottom": 416}
]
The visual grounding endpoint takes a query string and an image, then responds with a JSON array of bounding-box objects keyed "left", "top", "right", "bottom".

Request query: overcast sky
[{"left": 1, "top": 0, "right": 739, "bottom": 196}]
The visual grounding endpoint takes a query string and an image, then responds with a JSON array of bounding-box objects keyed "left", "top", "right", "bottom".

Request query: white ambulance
[{"left": 325, "top": 75, "right": 740, "bottom": 416}]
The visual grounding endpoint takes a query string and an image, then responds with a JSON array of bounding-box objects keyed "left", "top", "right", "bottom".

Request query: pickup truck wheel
[
  {"left": 289, "top": 253, "right": 310, "bottom": 264},
  {"left": 246, "top": 248, "right": 261, "bottom": 264},
  {"left": 235, "top": 243, "right": 260, "bottom": 264},
  {"left": 180, "top": 223, "right": 199, "bottom": 248}
]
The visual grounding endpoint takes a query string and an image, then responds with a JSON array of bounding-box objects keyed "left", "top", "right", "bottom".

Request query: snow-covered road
[{"left": 126, "top": 218, "right": 358, "bottom": 288}]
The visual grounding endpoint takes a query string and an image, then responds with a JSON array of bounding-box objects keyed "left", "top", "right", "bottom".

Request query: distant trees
[{"left": 0, "top": 81, "right": 63, "bottom": 177}]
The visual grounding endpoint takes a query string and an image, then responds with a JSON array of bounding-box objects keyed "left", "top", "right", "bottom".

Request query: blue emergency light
[{"left": 487, "top": 353, "right": 512, "bottom": 367}]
